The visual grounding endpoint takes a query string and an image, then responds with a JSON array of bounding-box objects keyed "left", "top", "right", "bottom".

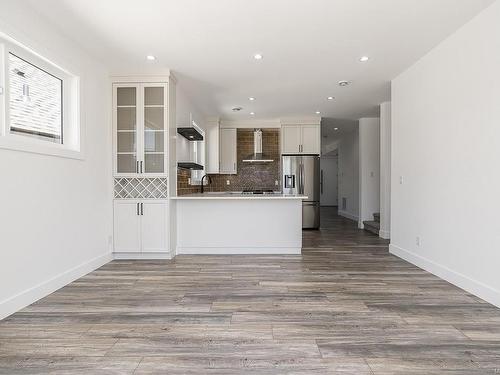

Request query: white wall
[
  {"left": 379, "top": 102, "right": 392, "bottom": 239},
  {"left": 358, "top": 118, "right": 380, "bottom": 228},
  {"left": 0, "top": 1, "right": 112, "bottom": 319},
  {"left": 337, "top": 127, "right": 359, "bottom": 221},
  {"left": 391, "top": 1, "right": 500, "bottom": 307}
]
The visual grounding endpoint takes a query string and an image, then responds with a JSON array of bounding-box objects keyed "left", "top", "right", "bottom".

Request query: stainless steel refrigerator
[{"left": 282, "top": 155, "right": 320, "bottom": 229}]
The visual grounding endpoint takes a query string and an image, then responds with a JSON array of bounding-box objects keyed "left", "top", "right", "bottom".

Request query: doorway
[{"left": 320, "top": 156, "right": 338, "bottom": 207}]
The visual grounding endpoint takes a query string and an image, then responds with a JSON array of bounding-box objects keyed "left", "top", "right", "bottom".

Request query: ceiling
[{"left": 25, "top": 0, "right": 494, "bottom": 121}]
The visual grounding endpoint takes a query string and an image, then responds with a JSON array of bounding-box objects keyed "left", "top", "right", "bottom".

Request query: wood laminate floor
[{"left": 1, "top": 207, "right": 500, "bottom": 374}]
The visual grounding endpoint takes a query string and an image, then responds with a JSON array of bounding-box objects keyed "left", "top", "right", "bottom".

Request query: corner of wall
[{"left": 390, "top": 244, "right": 500, "bottom": 308}]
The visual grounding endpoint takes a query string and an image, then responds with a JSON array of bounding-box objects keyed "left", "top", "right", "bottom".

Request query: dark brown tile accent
[{"left": 177, "top": 169, "right": 200, "bottom": 196}]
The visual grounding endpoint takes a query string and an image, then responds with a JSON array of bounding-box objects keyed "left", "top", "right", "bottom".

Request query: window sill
[{"left": 0, "top": 137, "right": 84, "bottom": 160}]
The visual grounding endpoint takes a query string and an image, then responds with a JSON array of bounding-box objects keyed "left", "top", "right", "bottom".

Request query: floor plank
[{"left": 1, "top": 207, "right": 500, "bottom": 374}]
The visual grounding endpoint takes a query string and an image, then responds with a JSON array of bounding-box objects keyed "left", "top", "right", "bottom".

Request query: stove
[{"left": 242, "top": 189, "right": 276, "bottom": 195}]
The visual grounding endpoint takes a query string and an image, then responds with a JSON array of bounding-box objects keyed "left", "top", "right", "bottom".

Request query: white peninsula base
[{"left": 172, "top": 194, "right": 306, "bottom": 255}]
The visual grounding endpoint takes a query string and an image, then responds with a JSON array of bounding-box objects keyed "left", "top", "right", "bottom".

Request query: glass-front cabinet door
[
  {"left": 143, "top": 85, "right": 165, "bottom": 174},
  {"left": 115, "top": 85, "right": 138, "bottom": 174},
  {"left": 113, "top": 83, "right": 167, "bottom": 176}
]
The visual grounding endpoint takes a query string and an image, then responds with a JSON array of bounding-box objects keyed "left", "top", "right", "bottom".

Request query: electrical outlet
[
  {"left": 416, "top": 236, "right": 420, "bottom": 246},
  {"left": 399, "top": 176, "right": 404, "bottom": 185},
  {"left": 226, "top": 180, "right": 230, "bottom": 185},
  {"left": 275, "top": 180, "right": 279, "bottom": 186}
]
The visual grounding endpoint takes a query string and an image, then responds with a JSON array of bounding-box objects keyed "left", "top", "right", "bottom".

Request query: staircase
[{"left": 363, "top": 212, "right": 380, "bottom": 235}]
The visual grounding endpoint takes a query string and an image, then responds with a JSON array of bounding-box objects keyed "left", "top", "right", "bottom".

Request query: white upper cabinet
[
  {"left": 301, "top": 125, "right": 321, "bottom": 154},
  {"left": 113, "top": 83, "right": 168, "bottom": 176},
  {"left": 281, "top": 125, "right": 302, "bottom": 154},
  {"left": 281, "top": 124, "right": 320, "bottom": 155},
  {"left": 219, "top": 128, "right": 237, "bottom": 174},
  {"left": 205, "top": 119, "right": 220, "bottom": 174}
]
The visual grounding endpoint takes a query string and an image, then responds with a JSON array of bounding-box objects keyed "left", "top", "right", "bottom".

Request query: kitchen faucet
[{"left": 200, "top": 174, "right": 212, "bottom": 194}]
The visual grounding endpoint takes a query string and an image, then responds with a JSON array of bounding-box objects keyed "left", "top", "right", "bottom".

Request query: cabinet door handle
[
  {"left": 136, "top": 202, "right": 140, "bottom": 216},
  {"left": 140, "top": 161, "right": 143, "bottom": 174},
  {"left": 136, "top": 161, "right": 139, "bottom": 173},
  {"left": 141, "top": 203, "right": 144, "bottom": 216}
]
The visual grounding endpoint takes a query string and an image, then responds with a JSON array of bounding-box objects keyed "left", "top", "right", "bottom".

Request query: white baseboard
[
  {"left": 338, "top": 210, "right": 358, "bottom": 222},
  {"left": 379, "top": 229, "right": 390, "bottom": 239},
  {"left": 0, "top": 252, "right": 112, "bottom": 320},
  {"left": 113, "top": 252, "right": 172, "bottom": 260},
  {"left": 390, "top": 244, "right": 500, "bottom": 308},
  {"left": 176, "top": 247, "right": 302, "bottom": 255}
]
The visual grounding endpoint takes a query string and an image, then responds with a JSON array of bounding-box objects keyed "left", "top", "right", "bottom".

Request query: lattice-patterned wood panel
[{"left": 114, "top": 178, "right": 168, "bottom": 199}]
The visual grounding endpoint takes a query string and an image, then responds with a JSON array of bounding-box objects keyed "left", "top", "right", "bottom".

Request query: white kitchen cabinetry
[
  {"left": 113, "top": 83, "right": 168, "bottom": 177},
  {"left": 281, "top": 124, "right": 320, "bottom": 154},
  {"left": 219, "top": 128, "right": 237, "bottom": 174},
  {"left": 205, "top": 118, "right": 220, "bottom": 174},
  {"left": 113, "top": 201, "right": 141, "bottom": 253},
  {"left": 113, "top": 200, "right": 169, "bottom": 255},
  {"left": 281, "top": 125, "right": 302, "bottom": 154}
]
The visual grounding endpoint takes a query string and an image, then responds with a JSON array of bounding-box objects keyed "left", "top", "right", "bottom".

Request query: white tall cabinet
[
  {"left": 281, "top": 123, "right": 321, "bottom": 154},
  {"left": 219, "top": 128, "right": 237, "bottom": 174},
  {"left": 112, "top": 75, "right": 177, "bottom": 259}
]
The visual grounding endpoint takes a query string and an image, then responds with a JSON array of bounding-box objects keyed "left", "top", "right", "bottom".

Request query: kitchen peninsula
[{"left": 171, "top": 192, "right": 307, "bottom": 254}]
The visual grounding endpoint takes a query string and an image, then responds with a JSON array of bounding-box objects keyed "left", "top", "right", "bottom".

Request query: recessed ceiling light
[
  {"left": 327, "top": 96, "right": 334, "bottom": 100},
  {"left": 315, "top": 111, "right": 321, "bottom": 115},
  {"left": 254, "top": 53, "right": 263, "bottom": 60},
  {"left": 146, "top": 55, "right": 156, "bottom": 61},
  {"left": 250, "top": 112, "right": 255, "bottom": 115},
  {"left": 359, "top": 56, "right": 370, "bottom": 62},
  {"left": 334, "top": 127, "right": 339, "bottom": 131},
  {"left": 338, "top": 80, "right": 350, "bottom": 87},
  {"left": 249, "top": 97, "right": 255, "bottom": 101}
]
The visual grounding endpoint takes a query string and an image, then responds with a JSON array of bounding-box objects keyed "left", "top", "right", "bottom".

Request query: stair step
[
  {"left": 373, "top": 213, "right": 380, "bottom": 223},
  {"left": 363, "top": 220, "right": 380, "bottom": 235}
]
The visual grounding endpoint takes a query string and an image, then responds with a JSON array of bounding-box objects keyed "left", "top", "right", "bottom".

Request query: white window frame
[{"left": 0, "top": 35, "right": 81, "bottom": 159}]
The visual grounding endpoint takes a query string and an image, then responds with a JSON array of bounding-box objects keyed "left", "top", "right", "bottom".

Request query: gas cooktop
[{"left": 241, "top": 189, "right": 277, "bottom": 195}]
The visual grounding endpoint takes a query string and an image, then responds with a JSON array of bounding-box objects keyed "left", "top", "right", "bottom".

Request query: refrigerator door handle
[
  {"left": 300, "top": 163, "right": 304, "bottom": 195},
  {"left": 296, "top": 164, "right": 301, "bottom": 194},
  {"left": 320, "top": 169, "right": 323, "bottom": 195}
]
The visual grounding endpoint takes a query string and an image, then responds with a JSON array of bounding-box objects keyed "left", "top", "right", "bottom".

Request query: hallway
[
  {"left": 304, "top": 207, "right": 389, "bottom": 248},
  {"left": 1, "top": 209, "right": 500, "bottom": 374}
]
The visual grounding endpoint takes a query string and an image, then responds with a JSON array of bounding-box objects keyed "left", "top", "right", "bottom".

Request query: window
[
  {"left": 9, "top": 53, "right": 63, "bottom": 143},
  {"left": 0, "top": 34, "right": 81, "bottom": 158}
]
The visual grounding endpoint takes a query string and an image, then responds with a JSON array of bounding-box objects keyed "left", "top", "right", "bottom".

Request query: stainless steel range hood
[{"left": 242, "top": 129, "right": 274, "bottom": 163}]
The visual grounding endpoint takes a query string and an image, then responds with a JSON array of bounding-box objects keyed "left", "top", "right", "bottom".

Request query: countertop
[{"left": 171, "top": 192, "right": 308, "bottom": 200}]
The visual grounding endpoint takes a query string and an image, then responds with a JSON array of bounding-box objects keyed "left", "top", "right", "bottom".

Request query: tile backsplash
[{"left": 177, "top": 128, "right": 281, "bottom": 195}]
